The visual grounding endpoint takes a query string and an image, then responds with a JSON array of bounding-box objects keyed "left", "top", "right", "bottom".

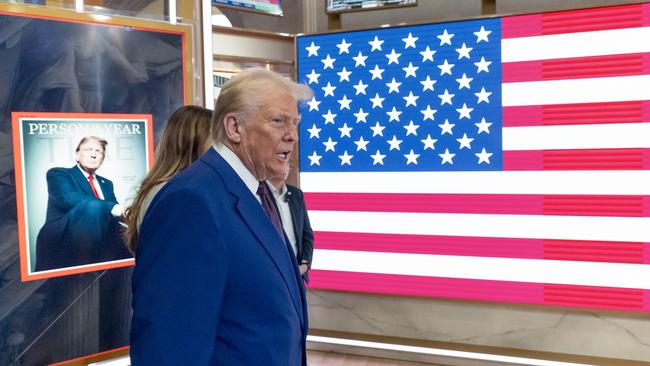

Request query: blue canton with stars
[{"left": 297, "top": 18, "right": 502, "bottom": 172}]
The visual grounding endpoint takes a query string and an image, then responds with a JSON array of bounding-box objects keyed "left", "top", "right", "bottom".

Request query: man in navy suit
[
  {"left": 268, "top": 175, "right": 314, "bottom": 283},
  {"left": 130, "top": 69, "right": 312, "bottom": 365},
  {"left": 35, "top": 136, "right": 130, "bottom": 271}
]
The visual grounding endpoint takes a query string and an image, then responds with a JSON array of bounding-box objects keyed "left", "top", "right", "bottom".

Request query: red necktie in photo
[{"left": 88, "top": 175, "right": 100, "bottom": 198}]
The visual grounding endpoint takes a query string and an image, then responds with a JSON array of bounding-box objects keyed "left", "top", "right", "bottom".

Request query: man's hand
[{"left": 299, "top": 264, "right": 309, "bottom": 275}]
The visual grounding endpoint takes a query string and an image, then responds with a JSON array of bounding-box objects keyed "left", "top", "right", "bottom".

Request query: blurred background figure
[
  {"left": 123, "top": 105, "right": 213, "bottom": 253},
  {"left": 267, "top": 171, "right": 314, "bottom": 283}
]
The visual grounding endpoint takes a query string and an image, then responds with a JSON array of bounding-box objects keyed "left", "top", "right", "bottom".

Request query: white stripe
[
  {"left": 502, "top": 75, "right": 650, "bottom": 107},
  {"left": 503, "top": 123, "right": 650, "bottom": 150},
  {"left": 502, "top": 26, "right": 650, "bottom": 62},
  {"left": 309, "top": 211, "right": 650, "bottom": 242},
  {"left": 312, "top": 249, "right": 650, "bottom": 289},
  {"left": 299, "top": 171, "right": 650, "bottom": 195}
]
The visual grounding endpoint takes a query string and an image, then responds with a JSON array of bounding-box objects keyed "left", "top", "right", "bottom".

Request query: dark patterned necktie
[{"left": 257, "top": 181, "right": 284, "bottom": 240}]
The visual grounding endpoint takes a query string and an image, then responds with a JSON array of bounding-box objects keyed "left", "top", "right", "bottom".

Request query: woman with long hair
[{"left": 123, "top": 105, "right": 213, "bottom": 253}]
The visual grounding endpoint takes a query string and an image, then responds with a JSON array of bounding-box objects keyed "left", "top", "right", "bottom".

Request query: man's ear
[{"left": 224, "top": 113, "right": 242, "bottom": 144}]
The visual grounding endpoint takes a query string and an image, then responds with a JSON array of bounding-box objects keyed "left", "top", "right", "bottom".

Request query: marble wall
[{"left": 308, "top": 290, "right": 650, "bottom": 362}]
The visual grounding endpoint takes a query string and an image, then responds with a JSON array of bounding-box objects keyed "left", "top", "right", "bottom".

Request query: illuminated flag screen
[{"left": 296, "top": 3, "right": 650, "bottom": 312}]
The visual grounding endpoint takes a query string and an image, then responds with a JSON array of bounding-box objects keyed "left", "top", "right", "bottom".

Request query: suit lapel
[
  {"left": 287, "top": 188, "right": 303, "bottom": 254},
  {"left": 69, "top": 166, "right": 95, "bottom": 198},
  {"left": 200, "top": 150, "right": 305, "bottom": 326}
]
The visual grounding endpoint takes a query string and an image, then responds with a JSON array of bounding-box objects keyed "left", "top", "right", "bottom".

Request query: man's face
[
  {"left": 75, "top": 139, "right": 105, "bottom": 174},
  {"left": 238, "top": 92, "right": 299, "bottom": 181}
]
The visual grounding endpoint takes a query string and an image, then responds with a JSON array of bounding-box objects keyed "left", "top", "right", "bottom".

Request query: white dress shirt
[{"left": 267, "top": 182, "right": 298, "bottom": 257}]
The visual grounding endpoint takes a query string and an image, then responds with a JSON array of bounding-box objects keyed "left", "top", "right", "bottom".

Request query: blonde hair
[
  {"left": 123, "top": 105, "right": 213, "bottom": 253},
  {"left": 212, "top": 68, "right": 312, "bottom": 143}
]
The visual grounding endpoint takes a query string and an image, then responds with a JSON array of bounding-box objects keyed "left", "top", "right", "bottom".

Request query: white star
[
  {"left": 404, "top": 149, "right": 420, "bottom": 165},
  {"left": 475, "top": 57, "right": 492, "bottom": 73},
  {"left": 336, "top": 38, "right": 352, "bottom": 54},
  {"left": 456, "top": 103, "right": 474, "bottom": 119},
  {"left": 307, "top": 124, "right": 321, "bottom": 139},
  {"left": 439, "top": 148, "right": 456, "bottom": 165},
  {"left": 371, "top": 150, "right": 386, "bottom": 165},
  {"left": 306, "top": 69, "right": 320, "bottom": 84},
  {"left": 475, "top": 118, "right": 492, "bottom": 134},
  {"left": 456, "top": 73, "right": 473, "bottom": 89},
  {"left": 339, "top": 151, "right": 353, "bottom": 165},
  {"left": 437, "top": 59, "right": 454, "bottom": 75},
  {"left": 474, "top": 26, "right": 492, "bottom": 43},
  {"left": 308, "top": 151, "right": 322, "bottom": 165},
  {"left": 369, "top": 36, "right": 384, "bottom": 51},
  {"left": 353, "top": 80, "right": 368, "bottom": 95},
  {"left": 403, "top": 121, "right": 419, "bottom": 136},
  {"left": 402, "top": 32, "right": 418, "bottom": 48},
  {"left": 370, "top": 93, "right": 385, "bottom": 108},
  {"left": 421, "top": 134, "right": 437, "bottom": 150},
  {"left": 337, "top": 67, "right": 352, "bottom": 82},
  {"left": 437, "top": 29, "right": 454, "bottom": 46},
  {"left": 420, "top": 76, "right": 436, "bottom": 91},
  {"left": 307, "top": 97, "right": 320, "bottom": 111},
  {"left": 306, "top": 41, "right": 320, "bottom": 56},
  {"left": 403, "top": 62, "right": 419, "bottom": 78},
  {"left": 455, "top": 43, "right": 473, "bottom": 59},
  {"left": 386, "top": 106, "right": 402, "bottom": 122},
  {"left": 475, "top": 87, "right": 492, "bottom": 104},
  {"left": 387, "top": 135, "right": 403, "bottom": 150},
  {"left": 438, "top": 89, "right": 455, "bottom": 105},
  {"left": 420, "top": 105, "right": 437, "bottom": 121},
  {"left": 338, "top": 123, "right": 353, "bottom": 138},
  {"left": 385, "top": 49, "right": 401, "bottom": 64},
  {"left": 370, "top": 122, "right": 386, "bottom": 137},
  {"left": 386, "top": 78, "right": 402, "bottom": 93},
  {"left": 353, "top": 51, "right": 368, "bottom": 67},
  {"left": 337, "top": 95, "right": 352, "bottom": 110},
  {"left": 322, "top": 82, "right": 336, "bottom": 97},
  {"left": 369, "top": 65, "right": 385, "bottom": 80},
  {"left": 456, "top": 133, "right": 474, "bottom": 149},
  {"left": 354, "top": 136, "right": 370, "bottom": 151},
  {"left": 419, "top": 46, "right": 436, "bottom": 62},
  {"left": 403, "top": 91, "right": 419, "bottom": 107},
  {"left": 322, "top": 109, "right": 337, "bottom": 124},
  {"left": 438, "top": 119, "right": 455, "bottom": 135},
  {"left": 475, "top": 148, "right": 493, "bottom": 164},
  {"left": 323, "top": 137, "right": 337, "bottom": 152},
  {"left": 353, "top": 108, "right": 369, "bottom": 123},
  {"left": 321, "top": 54, "right": 335, "bottom": 69}
]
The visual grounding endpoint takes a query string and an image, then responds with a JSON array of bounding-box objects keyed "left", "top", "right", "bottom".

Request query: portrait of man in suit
[
  {"left": 130, "top": 69, "right": 312, "bottom": 365},
  {"left": 34, "top": 136, "right": 131, "bottom": 271}
]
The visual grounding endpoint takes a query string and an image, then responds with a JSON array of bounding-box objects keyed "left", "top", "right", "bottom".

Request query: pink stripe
[
  {"left": 503, "top": 148, "right": 650, "bottom": 170},
  {"left": 502, "top": 53, "right": 650, "bottom": 83},
  {"left": 309, "top": 270, "right": 650, "bottom": 311},
  {"left": 314, "top": 231, "right": 649, "bottom": 264},
  {"left": 305, "top": 192, "right": 650, "bottom": 217},
  {"left": 502, "top": 3, "right": 646, "bottom": 39},
  {"left": 502, "top": 101, "right": 650, "bottom": 127}
]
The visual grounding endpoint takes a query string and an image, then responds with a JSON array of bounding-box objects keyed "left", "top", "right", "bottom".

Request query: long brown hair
[{"left": 123, "top": 105, "right": 213, "bottom": 253}]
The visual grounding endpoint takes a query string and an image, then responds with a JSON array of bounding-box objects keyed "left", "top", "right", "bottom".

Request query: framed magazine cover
[{"left": 12, "top": 112, "right": 154, "bottom": 281}]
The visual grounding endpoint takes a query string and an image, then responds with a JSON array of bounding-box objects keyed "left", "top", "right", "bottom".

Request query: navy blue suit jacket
[
  {"left": 35, "top": 166, "right": 129, "bottom": 271},
  {"left": 285, "top": 185, "right": 314, "bottom": 282},
  {"left": 130, "top": 148, "right": 308, "bottom": 365}
]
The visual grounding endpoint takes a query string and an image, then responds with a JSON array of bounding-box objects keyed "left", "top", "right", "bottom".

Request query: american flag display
[{"left": 296, "top": 3, "right": 650, "bottom": 312}]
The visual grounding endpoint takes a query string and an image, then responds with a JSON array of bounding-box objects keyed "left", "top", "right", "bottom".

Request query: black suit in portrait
[
  {"left": 285, "top": 184, "right": 314, "bottom": 282},
  {"left": 35, "top": 166, "right": 130, "bottom": 271}
]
